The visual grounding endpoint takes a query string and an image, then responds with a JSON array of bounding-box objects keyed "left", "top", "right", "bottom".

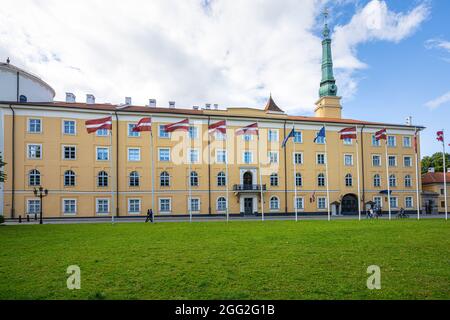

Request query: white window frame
[
  {"left": 372, "top": 135, "right": 381, "bottom": 147},
  {"left": 316, "top": 153, "right": 326, "bottom": 165},
  {"left": 188, "top": 197, "right": 201, "bottom": 212},
  {"left": 403, "top": 136, "right": 412, "bottom": 148},
  {"left": 96, "top": 146, "right": 110, "bottom": 161},
  {"left": 268, "top": 129, "right": 279, "bottom": 142},
  {"left": 243, "top": 151, "right": 253, "bottom": 164},
  {"left": 27, "top": 118, "right": 42, "bottom": 133},
  {"left": 388, "top": 155, "right": 397, "bottom": 167},
  {"left": 62, "top": 198, "right": 77, "bottom": 215},
  {"left": 317, "top": 197, "right": 327, "bottom": 210},
  {"left": 295, "top": 197, "right": 304, "bottom": 210},
  {"left": 372, "top": 154, "right": 381, "bottom": 167},
  {"left": 216, "top": 197, "right": 227, "bottom": 212},
  {"left": 27, "top": 144, "right": 42, "bottom": 159},
  {"left": 188, "top": 126, "right": 199, "bottom": 140},
  {"left": 373, "top": 174, "right": 381, "bottom": 187},
  {"left": 344, "top": 154, "right": 353, "bottom": 166},
  {"left": 64, "top": 170, "right": 76, "bottom": 187},
  {"left": 268, "top": 151, "right": 279, "bottom": 164},
  {"left": 387, "top": 135, "right": 396, "bottom": 147},
  {"left": 343, "top": 137, "right": 353, "bottom": 145},
  {"left": 294, "top": 131, "right": 303, "bottom": 143},
  {"left": 295, "top": 173, "right": 302, "bottom": 187},
  {"left": 158, "top": 125, "right": 170, "bottom": 138},
  {"left": 215, "top": 131, "right": 226, "bottom": 141},
  {"left": 27, "top": 199, "right": 41, "bottom": 215},
  {"left": 158, "top": 148, "right": 171, "bottom": 162},
  {"left": 293, "top": 152, "right": 303, "bottom": 165},
  {"left": 188, "top": 148, "right": 200, "bottom": 164},
  {"left": 96, "top": 198, "right": 110, "bottom": 215},
  {"left": 390, "top": 197, "right": 398, "bottom": 208},
  {"left": 159, "top": 198, "right": 171, "bottom": 213},
  {"left": 62, "top": 145, "right": 77, "bottom": 160},
  {"left": 269, "top": 196, "right": 280, "bottom": 210},
  {"left": 128, "top": 198, "right": 141, "bottom": 214},
  {"left": 96, "top": 128, "right": 109, "bottom": 136},
  {"left": 62, "top": 119, "right": 76, "bottom": 135},
  {"left": 242, "top": 134, "right": 253, "bottom": 141},
  {"left": 405, "top": 196, "right": 413, "bottom": 208},
  {"left": 127, "top": 148, "right": 141, "bottom": 162},
  {"left": 216, "top": 149, "right": 227, "bottom": 164},
  {"left": 373, "top": 196, "right": 383, "bottom": 208},
  {"left": 403, "top": 156, "right": 412, "bottom": 167},
  {"left": 128, "top": 123, "right": 141, "bottom": 137}
]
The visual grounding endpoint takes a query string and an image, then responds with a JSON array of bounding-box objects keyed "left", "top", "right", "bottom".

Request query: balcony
[{"left": 233, "top": 184, "right": 267, "bottom": 192}]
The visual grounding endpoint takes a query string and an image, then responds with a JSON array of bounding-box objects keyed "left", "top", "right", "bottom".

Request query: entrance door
[
  {"left": 244, "top": 198, "right": 253, "bottom": 215},
  {"left": 243, "top": 172, "right": 252, "bottom": 190},
  {"left": 341, "top": 194, "right": 358, "bottom": 214}
]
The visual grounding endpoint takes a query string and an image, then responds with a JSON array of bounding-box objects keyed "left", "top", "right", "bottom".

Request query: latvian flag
[
  {"left": 132, "top": 117, "right": 151, "bottom": 132},
  {"left": 339, "top": 127, "right": 357, "bottom": 140},
  {"left": 209, "top": 120, "right": 226, "bottom": 134},
  {"left": 85, "top": 116, "right": 112, "bottom": 134},
  {"left": 436, "top": 130, "right": 444, "bottom": 142},
  {"left": 164, "top": 118, "right": 189, "bottom": 132},
  {"left": 375, "top": 128, "right": 387, "bottom": 141},
  {"left": 235, "top": 123, "right": 258, "bottom": 135}
]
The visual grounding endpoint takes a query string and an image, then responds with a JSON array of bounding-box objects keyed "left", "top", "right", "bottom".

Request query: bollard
[
  {"left": 19, "top": 215, "right": 22, "bottom": 223},
  {"left": 34, "top": 213, "right": 37, "bottom": 221},
  {"left": 27, "top": 215, "right": 30, "bottom": 222}
]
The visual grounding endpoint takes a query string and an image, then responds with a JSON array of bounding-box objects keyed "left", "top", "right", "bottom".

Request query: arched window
[
  {"left": 29, "top": 169, "right": 41, "bottom": 186},
  {"left": 373, "top": 174, "right": 381, "bottom": 187},
  {"left": 97, "top": 171, "right": 108, "bottom": 187},
  {"left": 217, "top": 197, "right": 227, "bottom": 211},
  {"left": 64, "top": 170, "right": 76, "bottom": 186},
  {"left": 389, "top": 174, "right": 396, "bottom": 187},
  {"left": 345, "top": 174, "right": 353, "bottom": 187},
  {"left": 270, "top": 173, "right": 278, "bottom": 186},
  {"left": 317, "top": 173, "right": 325, "bottom": 187},
  {"left": 295, "top": 173, "right": 302, "bottom": 187},
  {"left": 160, "top": 171, "right": 170, "bottom": 187},
  {"left": 270, "top": 196, "right": 280, "bottom": 210},
  {"left": 129, "top": 171, "right": 140, "bottom": 187},
  {"left": 190, "top": 171, "right": 199, "bottom": 187},
  {"left": 217, "top": 172, "right": 226, "bottom": 186},
  {"left": 404, "top": 175, "right": 412, "bottom": 187}
]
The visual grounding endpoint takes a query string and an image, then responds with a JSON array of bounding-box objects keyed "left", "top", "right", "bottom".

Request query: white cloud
[
  {"left": 425, "top": 39, "right": 450, "bottom": 52},
  {"left": 425, "top": 91, "right": 450, "bottom": 110},
  {"left": 0, "top": 0, "right": 429, "bottom": 114}
]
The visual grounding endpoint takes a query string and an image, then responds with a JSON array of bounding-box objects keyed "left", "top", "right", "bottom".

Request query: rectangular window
[
  {"left": 243, "top": 151, "right": 253, "bottom": 164},
  {"left": 317, "top": 153, "right": 326, "bottom": 165},
  {"left": 294, "top": 152, "right": 303, "bottom": 165},
  {"left": 390, "top": 197, "right": 398, "bottom": 208},
  {"left": 442, "top": 201, "right": 446, "bottom": 208},
  {"left": 28, "top": 118, "right": 41, "bottom": 133},
  {"left": 315, "top": 133, "right": 325, "bottom": 144},
  {"left": 63, "top": 146, "right": 76, "bottom": 160},
  {"left": 387, "top": 136, "right": 396, "bottom": 147},
  {"left": 96, "top": 128, "right": 109, "bottom": 136},
  {"left": 268, "top": 129, "right": 278, "bottom": 142},
  {"left": 128, "top": 148, "right": 141, "bottom": 161},
  {"left": 63, "top": 199, "right": 77, "bottom": 215},
  {"left": 372, "top": 155, "right": 381, "bottom": 167},
  {"left": 243, "top": 134, "right": 253, "bottom": 142},
  {"left": 63, "top": 120, "right": 76, "bottom": 135},
  {"left": 388, "top": 155, "right": 397, "bottom": 167},
  {"left": 403, "top": 136, "right": 411, "bottom": 148},
  {"left": 159, "top": 148, "right": 170, "bottom": 162},
  {"left": 189, "top": 126, "right": 198, "bottom": 139},
  {"left": 27, "top": 144, "right": 42, "bottom": 159},
  {"left": 403, "top": 156, "right": 412, "bottom": 167},
  {"left": 27, "top": 199, "right": 41, "bottom": 214},
  {"left": 159, "top": 198, "right": 171, "bottom": 212},
  {"left": 96, "top": 199, "right": 110, "bottom": 214},
  {"left": 405, "top": 196, "right": 413, "bottom": 208},
  {"left": 441, "top": 189, "right": 445, "bottom": 195},
  {"left": 189, "top": 198, "right": 200, "bottom": 212},
  {"left": 268, "top": 151, "right": 278, "bottom": 164},
  {"left": 373, "top": 196, "right": 382, "bottom": 208},
  {"left": 188, "top": 149, "right": 199, "bottom": 164},
  {"left": 96, "top": 147, "right": 109, "bottom": 161},
  {"left": 216, "top": 150, "right": 227, "bottom": 164},
  {"left": 294, "top": 131, "right": 302, "bottom": 143},
  {"left": 372, "top": 135, "right": 380, "bottom": 146},
  {"left": 343, "top": 138, "right": 352, "bottom": 145},
  {"left": 215, "top": 131, "right": 226, "bottom": 141},
  {"left": 295, "top": 197, "right": 304, "bottom": 210},
  {"left": 128, "top": 123, "right": 140, "bottom": 137},
  {"left": 128, "top": 199, "right": 141, "bottom": 214},
  {"left": 344, "top": 154, "right": 353, "bottom": 166},
  {"left": 159, "top": 125, "right": 170, "bottom": 138},
  {"left": 317, "top": 197, "right": 327, "bottom": 209}
]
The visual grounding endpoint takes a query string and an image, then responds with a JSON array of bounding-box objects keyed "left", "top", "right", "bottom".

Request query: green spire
[{"left": 319, "top": 9, "right": 338, "bottom": 98}]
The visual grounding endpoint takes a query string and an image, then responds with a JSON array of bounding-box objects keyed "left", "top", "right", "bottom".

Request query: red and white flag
[
  {"left": 414, "top": 129, "right": 419, "bottom": 154},
  {"left": 209, "top": 120, "right": 226, "bottom": 134},
  {"left": 235, "top": 123, "right": 258, "bottom": 136},
  {"left": 437, "top": 130, "right": 444, "bottom": 142},
  {"left": 132, "top": 117, "right": 151, "bottom": 132},
  {"left": 85, "top": 116, "right": 112, "bottom": 134},
  {"left": 375, "top": 128, "right": 387, "bottom": 141},
  {"left": 339, "top": 127, "right": 357, "bottom": 140},
  {"left": 164, "top": 118, "right": 189, "bottom": 132}
]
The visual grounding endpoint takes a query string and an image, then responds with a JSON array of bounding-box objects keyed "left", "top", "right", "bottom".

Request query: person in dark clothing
[{"left": 145, "top": 209, "right": 154, "bottom": 223}]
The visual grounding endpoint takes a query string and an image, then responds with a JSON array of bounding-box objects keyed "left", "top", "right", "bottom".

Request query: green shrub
[{"left": 0, "top": 215, "right": 4, "bottom": 224}]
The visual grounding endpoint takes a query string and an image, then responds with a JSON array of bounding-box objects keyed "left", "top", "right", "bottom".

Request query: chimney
[
  {"left": 66, "top": 92, "right": 76, "bottom": 103},
  {"left": 213, "top": 103, "right": 219, "bottom": 110},
  {"left": 149, "top": 99, "right": 156, "bottom": 107},
  {"left": 169, "top": 101, "right": 175, "bottom": 108},
  {"left": 428, "top": 167, "right": 435, "bottom": 173},
  {"left": 125, "top": 97, "right": 132, "bottom": 105},
  {"left": 193, "top": 105, "right": 199, "bottom": 110},
  {"left": 205, "top": 103, "right": 211, "bottom": 110},
  {"left": 86, "top": 94, "right": 95, "bottom": 104}
]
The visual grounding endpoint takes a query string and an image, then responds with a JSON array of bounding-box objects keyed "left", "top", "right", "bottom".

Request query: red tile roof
[{"left": 422, "top": 172, "right": 450, "bottom": 184}]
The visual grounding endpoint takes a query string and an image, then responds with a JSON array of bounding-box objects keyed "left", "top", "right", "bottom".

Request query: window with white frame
[
  {"left": 343, "top": 137, "right": 352, "bottom": 145},
  {"left": 294, "top": 131, "right": 302, "bottom": 143},
  {"left": 403, "top": 136, "right": 411, "bottom": 148},
  {"left": 160, "top": 171, "right": 170, "bottom": 186},
  {"left": 388, "top": 155, "right": 397, "bottom": 167},
  {"left": 217, "top": 197, "right": 227, "bottom": 211},
  {"left": 373, "top": 196, "right": 382, "bottom": 208},
  {"left": 129, "top": 171, "right": 140, "bottom": 187},
  {"left": 317, "top": 153, "right": 326, "bottom": 165},
  {"left": 268, "top": 129, "right": 278, "bottom": 142},
  {"left": 217, "top": 172, "right": 226, "bottom": 186},
  {"left": 63, "top": 146, "right": 76, "bottom": 160},
  {"left": 268, "top": 151, "right": 278, "bottom": 164},
  {"left": 295, "top": 197, "right": 304, "bottom": 210},
  {"left": 128, "top": 148, "right": 141, "bottom": 161},
  {"left": 128, "top": 199, "right": 141, "bottom": 214},
  {"left": 27, "top": 199, "right": 41, "bottom": 214},
  {"left": 243, "top": 151, "right": 253, "bottom": 164},
  {"left": 188, "top": 126, "right": 198, "bottom": 139},
  {"left": 294, "top": 152, "right": 303, "bottom": 165},
  {"left": 295, "top": 173, "right": 302, "bottom": 187},
  {"left": 390, "top": 197, "right": 398, "bottom": 208},
  {"left": 270, "top": 173, "right": 279, "bottom": 186},
  {"left": 344, "top": 154, "right": 353, "bottom": 166},
  {"left": 27, "top": 144, "right": 42, "bottom": 159},
  {"left": 216, "top": 150, "right": 227, "bottom": 164},
  {"left": 188, "top": 149, "right": 199, "bottom": 164},
  {"left": 317, "top": 197, "right": 327, "bottom": 209},
  {"left": 389, "top": 174, "right": 396, "bottom": 187},
  {"left": 372, "top": 135, "right": 380, "bottom": 146},
  {"left": 403, "top": 156, "right": 412, "bottom": 167},
  {"left": 64, "top": 170, "right": 76, "bottom": 187},
  {"left": 63, "top": 120, "right": 76, "bottom": 135},
  {"left": 317, "top": 173, "right": 326, "bottom": 187},
  {"left": 28, "top": 118, "right": 41, "bottom": 133},
  {"left": 128, "top": 123, "right": 140, "bottom": 137},
  {"left": 159, "top": 148, "right": 170, "bottom": 162},
  {"left": 96, "top": 199, "right": 110, "bottom": 214},
  {"left": 215, "top": 131, "right": 226, "bottom": 141},
  {"left": 373, "top": 174, "right": 381, "bottom": 187},
  {"left": 159, "top": 125, "right": 169, "bottom": 138},
  {"left": 387, "top": 136, "right": 396, "bottom": 147},
  {"left": 29, "top": 169, "right": 41, "bottom": 186},
  {"left": 63, "top": 199, "right": 77, "bottom": 215},
  {"left": 190, "top": 171, "right": 199, "bottom": 187},
  {"left": 243, "top": 134, "right": 252, "bottom": 141},
  {"left": 189, "top": 198, "right": 200, "bottom": 212},
  {"left": 270, "top": 196, "right": 280, "bottom": 210},
  {"left": 345, "top": 174, "right": 353, "bottom": 187},
  {"left": 96, "top": 128, "right": 109, "bottom": 136},
  {"left": 405, "top": 196, "right": 413, "bottom": 208},
  {"left": 96, "top": 147, "right": 109, "bottom": 161},
  {"left": 97, "top": 171, "right": 109, "bottom": 187},
  {"left": 404, "top": 175, "right": 412, "bottom": 187},
  {"left": 159, "top": 198, "right": 171, "bottom": 212},
  {"left": 372, "top": 155, "right": 381, "bottom": 167},
  {"left": 315, "top": 132, "right": 325, "bottom": 144}
]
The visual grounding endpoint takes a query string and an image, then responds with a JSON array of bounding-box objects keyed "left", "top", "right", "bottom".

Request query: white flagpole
[
  {"left": 356, "top": 126, "right": 362, "bottom": 221},
  {"left": 292, "top": 123, "right": 298, "bottom": 222},
  {"left": 324, "top": 124, "right": 331, "bottom": 221},
  {"left": 414, "top": 128, "right": 420, "bottom": 220},
  {"left": 110, "top": 116, "right": 115, "bottom": 224},
  {"left": 257, "top": 122, "right": 264, "bottom": 221},
  {"left": 150, "top": 128, "right": 155, "bottom": 215},
  {"left": 442, "top": 130, "right": 448, "bottom": 220},
  {"left": 188, "top": 118, "right": 192, "bottom": 223},
  {"left": 385, "top": 137, "right": 392, "bottom": 220},
  {"left": 225, "top": 127, "right": 230, "bottom": 223}
]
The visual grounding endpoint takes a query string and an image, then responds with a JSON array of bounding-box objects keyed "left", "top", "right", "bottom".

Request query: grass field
[{"left": 0, "top": 219, "right": 449, "bottom": 300}]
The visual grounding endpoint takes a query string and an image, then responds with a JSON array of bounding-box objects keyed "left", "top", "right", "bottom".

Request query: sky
[{"left": 0, "top": 0, "right": 449, "bottom": 156}]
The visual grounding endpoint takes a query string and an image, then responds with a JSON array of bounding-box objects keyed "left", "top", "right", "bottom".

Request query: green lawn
[{"left": 0, "top": 219, "right": 449, "bottom": 300}]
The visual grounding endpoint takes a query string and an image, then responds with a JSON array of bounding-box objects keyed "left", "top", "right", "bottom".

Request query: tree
[
  {"left": 0, "top": 153, "right": 5, "bottom": 182},
  {"left": 421, "top": 152, "right": 450, "bottom": 174}
]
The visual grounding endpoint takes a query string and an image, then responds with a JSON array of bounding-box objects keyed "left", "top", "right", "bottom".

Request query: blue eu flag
[
  {"left": 314, "top": 126, "right": 326, "bottom": 143},
  {"left": 282, "top": 128, "right": 295, "bottom": 148}
]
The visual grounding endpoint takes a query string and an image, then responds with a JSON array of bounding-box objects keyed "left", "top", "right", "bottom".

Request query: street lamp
[{"left": 33, "top": 186, "right": 48, "bottom": 225}]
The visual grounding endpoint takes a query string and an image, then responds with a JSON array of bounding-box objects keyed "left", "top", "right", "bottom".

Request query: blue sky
[{"left": 0, "top": 0, "right": 448, "bottom": 156}]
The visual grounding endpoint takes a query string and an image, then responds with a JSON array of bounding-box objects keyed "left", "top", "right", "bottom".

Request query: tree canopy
[{"left": 421, "top": 152, "right": 450, "bottom": 174}]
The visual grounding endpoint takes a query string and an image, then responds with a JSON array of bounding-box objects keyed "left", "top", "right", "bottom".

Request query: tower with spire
[{"left": 314, "top": 8, "right": 342, "bottom": 118}]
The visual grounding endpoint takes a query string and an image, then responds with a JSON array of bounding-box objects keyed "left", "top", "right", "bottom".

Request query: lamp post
[{"left": 33, "top": 186, "right": 48, "bottom": 225}]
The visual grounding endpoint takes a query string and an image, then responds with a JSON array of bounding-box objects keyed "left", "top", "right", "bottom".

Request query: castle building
[{"left": 0, "top": 21, "right": 423, "bottom": 219}]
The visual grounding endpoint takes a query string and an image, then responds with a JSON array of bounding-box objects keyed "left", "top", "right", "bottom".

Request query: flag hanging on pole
[
  {"left": 208, "top": 120, "right": 226, "bottom": 134},
  {"left": 314, "top": 126, "right": 326, "bottom": 142},
  {"left": 282, "top": 128, "right": 295, "bottom": 148},
  {"left": 235, "top": 123, "right": 258, "bottom": 135},
  {"left": 414, "top": 129, "right": 419, "bottom": 153},
  {"left": 339, "top": 127, "right": 357, "bottom": 140},
  {"left": 85, "top": 116, "right": 112, "bottom": 133},
  {"left": 132, "top": 117, "right": 151, "bottom": 132},
  {"left": 437, "top": 130, "right": 444, "bottom": 142},
  {"left": 164, "top": 118, "right": 189, "bottom": 132},
  {"left": 375, "top": 128, "right": 387, "bottom": 141}
]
